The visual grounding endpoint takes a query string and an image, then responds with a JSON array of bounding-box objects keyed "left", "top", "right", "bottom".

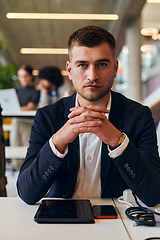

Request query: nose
[{"left": 87, "top": 66, "right": 99, "bottom": 82}]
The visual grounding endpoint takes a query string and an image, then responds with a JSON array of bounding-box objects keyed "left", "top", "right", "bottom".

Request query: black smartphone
[{"left": 93, "top": 205, "right": 117, "bottom": 219}]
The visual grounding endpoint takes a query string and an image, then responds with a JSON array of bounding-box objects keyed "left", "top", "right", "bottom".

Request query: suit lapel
[
  {"left": 101, "top": 91, "right": 124, "bottom": 196},
  {"left": 61, "top": 93, "right": 79, "bottom": 197}
]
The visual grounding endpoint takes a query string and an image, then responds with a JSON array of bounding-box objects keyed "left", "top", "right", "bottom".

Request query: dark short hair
[
  {"left": 38, "top": 66, "right": 63, "bottom": 87},
  {"left": 19, "top": 64, "right": 34, "bottom": 76},
  {"left": 67, "top": 25, "right": 116, "bottom": 59}
]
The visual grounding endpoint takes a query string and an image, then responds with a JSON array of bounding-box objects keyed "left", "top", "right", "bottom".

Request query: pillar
[{"left": 126, "top": 15, "right": 142, "bottom": 103}]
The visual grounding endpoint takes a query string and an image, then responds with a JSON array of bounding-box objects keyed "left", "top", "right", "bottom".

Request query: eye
[
  {"left": 78, "top": 63, "right": 87, "bottom": 68},
  {"left": 98, "top": 62, "right": 107, "bottom": 68}
]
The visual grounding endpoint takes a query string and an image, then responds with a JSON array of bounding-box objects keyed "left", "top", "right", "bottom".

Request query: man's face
[{"left": 66, "top": 42, "right": 118, "bottom": 105}]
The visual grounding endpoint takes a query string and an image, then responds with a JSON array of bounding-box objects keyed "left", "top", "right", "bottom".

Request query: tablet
[{"left": 34, "top": 199, "right": 95, "bottom": 223}]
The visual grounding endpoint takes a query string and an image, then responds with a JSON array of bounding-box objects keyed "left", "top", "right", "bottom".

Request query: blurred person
[
  {"left": 17, "top": 26, "right": 160, "bottom": 207},
  {"left": 10, "top": 65, "right": 40, "bottom": 170},
  {"left": 38, "top": 66, "right": 70, "bottom": 108},
  {"left": 16, "top": 64, "right": 40, "bottom": 110},
  {"left": 0, "top": 104, "right": 7, "bottom": 196}
]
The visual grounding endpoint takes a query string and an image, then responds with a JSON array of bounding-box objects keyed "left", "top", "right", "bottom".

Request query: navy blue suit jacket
[{"left": 17, "top": 91, "right": 160, "bottom": 206}]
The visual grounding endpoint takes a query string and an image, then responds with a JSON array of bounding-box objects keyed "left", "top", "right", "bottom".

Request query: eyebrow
[
  {"left": 75, "top": 58, "right": 111, "bottom": 64},
  {"left": 96, "top": 58, "right": 110, "bottom": 63},
  {"left": 75, "top": 60, "right": 89, "bottom": 64}
]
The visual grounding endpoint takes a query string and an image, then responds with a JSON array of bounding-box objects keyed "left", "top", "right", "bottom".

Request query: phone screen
[{"left": 93, "top": 205, "right": 117, "bottom": 219}]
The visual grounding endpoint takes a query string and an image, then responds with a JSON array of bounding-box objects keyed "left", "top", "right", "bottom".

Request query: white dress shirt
[{"left": 49, "top": 93, "right": 129, "bottom": 198}]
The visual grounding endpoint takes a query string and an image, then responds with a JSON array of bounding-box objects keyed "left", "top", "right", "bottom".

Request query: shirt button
[
  {"left": 86, "top": 179, "right": 90, "bottom": 183},
  {"left": 87, "top": 155, "right": 92, "bottom": 160}
]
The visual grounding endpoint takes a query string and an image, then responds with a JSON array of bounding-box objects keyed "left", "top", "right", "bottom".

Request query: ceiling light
[
  {"left": 20, "top": 48, "right": 68, "bottom": 54},
  {"left": 152, "top": 33, "right": 160, "bottom": 40},
  {"left": 32, "top": 69, "right": 67, "bottom": 76},
  {"left": 122, "top": 48, "right": 129, "bottom": 55},
  {"left": 32, "top": 70, "right": 39, "bottom": 76},
  {"left": 147, "top": 0, "right": 160, "bottom": 3},
  {"left": 6, "top": 13, "right": 119, "bottom": 20},
  {"left": 61, "top": 70, "right": 68, "bottom": 76},
  {"left": 141, "top": 28, "right": 159, "bottom": 36},
  {"left": 140, "top": 44, "right": 156, "bottom": 53}
]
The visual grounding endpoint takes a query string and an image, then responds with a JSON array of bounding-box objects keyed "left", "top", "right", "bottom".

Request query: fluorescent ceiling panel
[
  {"left": 6, "top": 13, "right": 119, "bottom": 20},
  {"left": 20, "top": 48, "right": 68, "bottom": 54}
]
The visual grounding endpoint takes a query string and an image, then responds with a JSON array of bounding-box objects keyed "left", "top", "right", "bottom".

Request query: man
[
  {"left": 17, "top": 26, "right": 160, "bottom": 206},
  {"left": 37, "top": 66, "right": 70, "bottom": 108},
  {"left": 0, "top": 105, "right": 7, "bottom": 196}
]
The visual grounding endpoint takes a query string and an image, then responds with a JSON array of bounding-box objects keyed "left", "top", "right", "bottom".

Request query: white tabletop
[
  {"left": 1, "top": 197, "right": 160, "bottom": 240},
  {"left": 5, "top": 146, "right": 27, "bottom": 159},
  {"left": 0, "top": 197, "right": 130, "bottom": 240},
  {"left": 2, "top": 110, "right": 36, "bottom": 117}
]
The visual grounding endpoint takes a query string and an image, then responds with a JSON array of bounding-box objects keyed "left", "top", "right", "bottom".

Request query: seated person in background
[
  {"left": 0, "top": 105, "right": 7, "bottom": 196},
  {"left": 16, "top": 64, "right": 40, "bottom": 110},
  {"left": 38, "top": 66, "right": 70, "bottom": 108},
  {"left": 17, "top": 26, "right": 160, "bottom": 207},
  {"left": 10, "top": 64, "right": 40, "bottom": 170}
]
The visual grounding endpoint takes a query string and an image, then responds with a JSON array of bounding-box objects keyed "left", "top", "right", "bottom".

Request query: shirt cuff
[
  {"left": 49, "top": 137, "right": 68, "bottom": 158},
  {"left": 108, "top": 133, "right": 129, "bottom": 159}
]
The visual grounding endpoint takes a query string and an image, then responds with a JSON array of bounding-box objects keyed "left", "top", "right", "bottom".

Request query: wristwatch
[
  {"left": 109, "top": 133, "right": 126, "bottom": 150},
  {"left": 118, "top": 134, "right": 126, "bottom": 145}
]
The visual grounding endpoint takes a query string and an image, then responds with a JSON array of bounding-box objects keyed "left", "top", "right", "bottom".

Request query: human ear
[
  {"left": 114, "top": 59, "right": 119, "bottom": 78},
  {"left": 66, "top": 61, "right": 72, "bottom": 81}
]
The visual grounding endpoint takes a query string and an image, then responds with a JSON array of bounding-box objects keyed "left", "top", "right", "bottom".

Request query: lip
[{"left": 84, "top": 85, "right": 100, "bottom": 88}]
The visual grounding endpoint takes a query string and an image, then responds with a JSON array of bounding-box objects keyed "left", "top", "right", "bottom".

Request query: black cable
[
  {"left": 125, "top": 192, "right": 160, "bottom": 226},
  {"left": 125, "top": 206, "right": 156, "bottom": 226},
  {"left": 132, "top": 192, "right": 160, "bottom": 216},
  {"left": 145, "top": 238, "right": 160, "bottom": 240}
]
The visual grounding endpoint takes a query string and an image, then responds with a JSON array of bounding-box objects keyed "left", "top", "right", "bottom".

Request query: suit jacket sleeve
[
  {"left": 17, "top": 104, "right": 68, "bottom": 205},
  {"left": 112, "top": 105, "right": 160, "bottom": 207}
]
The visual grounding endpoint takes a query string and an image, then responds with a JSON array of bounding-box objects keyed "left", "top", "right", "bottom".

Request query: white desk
[
  {"left": 5, "top": 146, "right": 27, "bottom": 159},
  {"left": 1, "top": 197, "right": 160, "bottom": 240},
  {"left": 2, "top": 110, "right": 36, "bottom": 118},
  {"left": 0, "top": 197, "right": 130, "bottom": 240}
]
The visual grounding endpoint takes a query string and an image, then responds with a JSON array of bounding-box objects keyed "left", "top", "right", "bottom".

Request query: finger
[
  {"left": 82, "top": 110, "right": 107, "bottom": 120},
  {"left": 68, "top": 111, "right": 107, "bottom": 124},
  {"left": 68, "top": 106, "right": 90, "bottom": 118},
  {"left": 70, "top": 105, "right": 110, "bottom": 114},
  {"left": 68, "top": 106, "right": 108, "bottom": 119},
  {"left": 87, "top": 105, "right": 110, "bottom": 114},
  {"left": 69, "top": 118, "right": 102, "bottom": 130},
  {"left": 68, "top": 115, "right": 98, "bottom": 124},
  {"left": 72, "top": 124, "right": 101, "bottom": 134}
]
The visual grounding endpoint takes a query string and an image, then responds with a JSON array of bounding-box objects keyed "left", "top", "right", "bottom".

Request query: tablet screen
[{"left": 34, "top": 199, "right": 94, "bottom": 223}]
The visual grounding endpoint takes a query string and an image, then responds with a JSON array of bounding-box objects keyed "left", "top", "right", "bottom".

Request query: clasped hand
[{"left": 52, "top": 105, "right": 122, "bottom": 154}]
